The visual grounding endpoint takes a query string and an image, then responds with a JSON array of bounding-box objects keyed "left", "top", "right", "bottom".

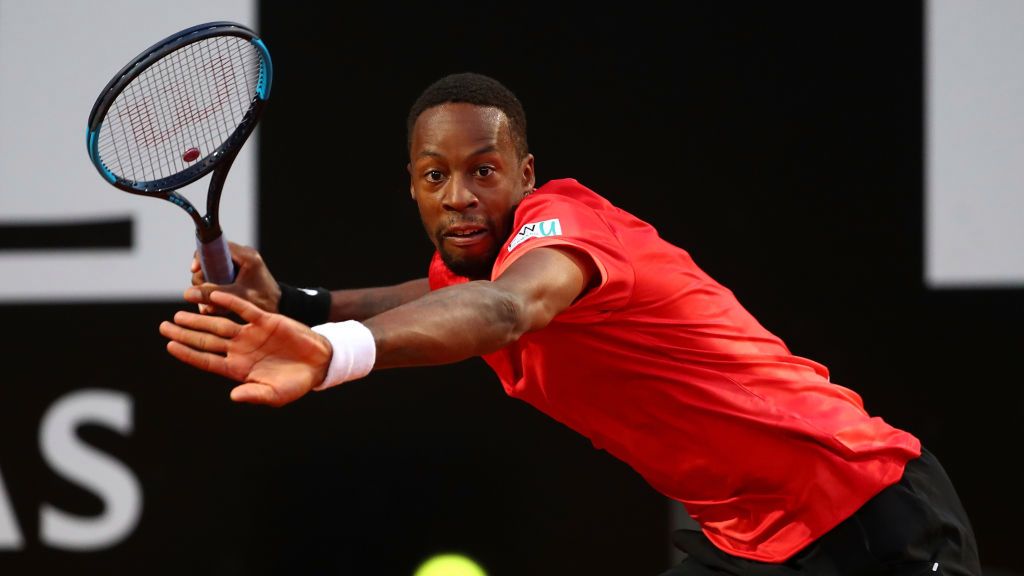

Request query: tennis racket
[{"left": 86, "top": 21, "right": 272, "bottom": 284}]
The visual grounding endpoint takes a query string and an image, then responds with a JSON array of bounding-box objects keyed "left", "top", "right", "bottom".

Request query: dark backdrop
[{"left": 2, "top": 2, "right": 1020, "bottom": 575}]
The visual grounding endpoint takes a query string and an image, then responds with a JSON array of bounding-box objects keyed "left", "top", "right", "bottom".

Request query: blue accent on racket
[{"left": 252, "top": 38, "right": 272, "bottom": 101}]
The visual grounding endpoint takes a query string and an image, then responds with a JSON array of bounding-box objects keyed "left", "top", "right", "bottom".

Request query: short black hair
[{"left": 407, "top": 72, "right": 529, "bottom": 159}]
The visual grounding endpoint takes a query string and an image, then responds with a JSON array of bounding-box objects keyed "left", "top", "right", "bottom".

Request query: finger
[
  {"left": 171, "top": 311, "right": 242, "bottom": 338},
  {"left": 184, "top": 284, "right": 225, "bottom": 305},
  {"left": 160, "top": 320, "right": 230, "bottom": 353},
  {"left": 209, "top": 291, "right": 266, "bottom": 323},
  {"left": 185, "top": 285, "right": 204, "bottom": 303},
  {"left": 165, "top": 341, "right": 235, "bottom": 380},
  {"left": 230, "top": 383, "right": 281, "bottom": 406},
  {"left": 184, "top": 286, "right": 230, "bottom": 316},
  {"left": 191, "top": 255, "right": 201, "bottom": 273},
  {"left": 228, "top": 242, "right": 257, "bottom": 266}
]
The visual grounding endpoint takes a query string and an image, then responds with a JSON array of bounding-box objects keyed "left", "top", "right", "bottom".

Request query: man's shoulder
[
  {"left": 528, "top": 179, "right": 614, "bottom": 211},
  {"left": 504, "top": 179, "right": 628, "bottom": 255},
  {"left": 533, "top": 178, "right": 594, "bottom": 198}
]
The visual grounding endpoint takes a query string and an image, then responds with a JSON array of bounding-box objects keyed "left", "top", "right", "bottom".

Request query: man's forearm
[
  {"left": 315, "top": 248, "right": 591, "bottom": 386},
  {"left": 328, "top": 278, "right": 430, "bottom": 322},
  {"left": 363, "top": 280, "right": 528, "bottom": 370}
]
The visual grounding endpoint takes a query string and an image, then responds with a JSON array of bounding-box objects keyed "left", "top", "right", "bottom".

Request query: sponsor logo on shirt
[{"left": 508, "top": 218, "right": 562, "bottom": 252}]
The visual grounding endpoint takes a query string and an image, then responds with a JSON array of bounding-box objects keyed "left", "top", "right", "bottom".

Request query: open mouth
[
  {"left": 442, "top": 226, "right": 485, "bottom": 237},
  {"left": 443, "top": 225, "right": 487, "bottom": 240}
]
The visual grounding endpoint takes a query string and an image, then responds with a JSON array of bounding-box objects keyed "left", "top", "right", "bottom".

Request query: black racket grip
[{"left": 197, "top": 234, "right": 236, "bottom": 285}]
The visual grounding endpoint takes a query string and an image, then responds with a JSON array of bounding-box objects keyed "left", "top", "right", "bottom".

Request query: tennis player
[{"left": 160, "top": 73, "right": 981, "bottom": 575}]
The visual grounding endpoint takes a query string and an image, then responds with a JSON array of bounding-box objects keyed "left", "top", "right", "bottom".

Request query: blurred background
[{"left": 1, "top": 1, "right": 1021, "bottom": 574}]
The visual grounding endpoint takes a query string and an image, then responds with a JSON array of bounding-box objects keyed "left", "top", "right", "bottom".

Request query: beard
[
  {"left": 428, "top": 202, "right": 522, "bottom": 281},
  {"left": 437, "top": 242, "right": 501, "bottom": 280},
  {"left": 431, "top": 213, "right": 507, "bottom": 280}
]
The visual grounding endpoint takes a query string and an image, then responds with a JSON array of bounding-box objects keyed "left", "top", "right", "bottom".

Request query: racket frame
[{"left": 85, "top": 21, "right": 272, "bottom": 244}]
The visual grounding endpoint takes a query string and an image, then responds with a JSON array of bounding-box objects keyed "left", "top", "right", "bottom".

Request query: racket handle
[{"left": 196, "top": 234, "right": 236, "bottom": 285}]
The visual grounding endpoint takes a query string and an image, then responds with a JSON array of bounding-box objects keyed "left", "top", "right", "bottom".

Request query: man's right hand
[
  {"left": 161, "top": 291, "right": 331, "bottom": 407},
  {"left": 187, "top": 242, "right": 282, "bottom": 315}
]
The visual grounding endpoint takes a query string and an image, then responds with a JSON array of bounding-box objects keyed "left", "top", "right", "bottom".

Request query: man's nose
[{"left": 442, "top": 176, "right": 479, "bottom": 211}]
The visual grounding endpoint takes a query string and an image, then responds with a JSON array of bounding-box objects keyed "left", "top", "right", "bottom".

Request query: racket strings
[{"left": 97, "top": 36, "right": 263, "bottom": 184}]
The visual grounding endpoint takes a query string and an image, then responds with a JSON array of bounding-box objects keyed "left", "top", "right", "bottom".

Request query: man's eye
[
  {"left": 425, "top": 170, "right": 444, "bottom": 183},
  {"left": 476, "top": 166, "right": 494, "bottom": 177}
]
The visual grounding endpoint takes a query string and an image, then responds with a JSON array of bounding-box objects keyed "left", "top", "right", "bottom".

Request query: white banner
[
  {"left": 927, "top": 0, "right": 1024, "bottom": 287},
  {"left": 0, "top": 0, "right": 258, "bottom": 302}
]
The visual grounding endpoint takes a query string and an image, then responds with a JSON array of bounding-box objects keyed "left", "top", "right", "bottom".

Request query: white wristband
[{"left": 309, "top": 320, "right": 377, "bottom": 391}]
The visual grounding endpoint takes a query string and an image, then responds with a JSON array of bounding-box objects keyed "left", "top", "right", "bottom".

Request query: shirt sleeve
[{"left": 491, "top": 192, "right": 634, "bottom": 322}]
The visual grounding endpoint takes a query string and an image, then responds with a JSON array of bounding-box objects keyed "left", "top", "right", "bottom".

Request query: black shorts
[{"left": 659, "top": 448, "right": 981, "bottom": 576}]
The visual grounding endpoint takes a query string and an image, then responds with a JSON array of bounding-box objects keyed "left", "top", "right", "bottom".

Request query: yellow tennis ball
[{"left": 413, "top": 553, "right": 488, "bottom": 576}]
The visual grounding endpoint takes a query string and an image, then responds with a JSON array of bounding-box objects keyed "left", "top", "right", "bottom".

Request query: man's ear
[
  {"left": 521, "top": 154, "right": 536, "bottom": 191},
  {"left": 407, "top": 163, "right": 415, "bottom": 199}
]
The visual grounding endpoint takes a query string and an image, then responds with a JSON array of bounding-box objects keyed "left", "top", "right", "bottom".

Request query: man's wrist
[
  {"left": 277, "top": 282, "right": 331, "bottom": 326},
  {"left": 309, "top": 321, "right": 376, "bottom": 390}
]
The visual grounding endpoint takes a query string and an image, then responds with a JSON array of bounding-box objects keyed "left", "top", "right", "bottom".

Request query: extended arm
[
  {"left": 161, "top": 246, "right": 596, "bottom": 405},
  {"left": 327, "top": 278, "right": 430, "bottom": 322},
  {"left": 186, "top": 242, "right": 428, "bottom": 321},
  {"left": 368, "top": 248, "right": 594, "bottom": 368}
]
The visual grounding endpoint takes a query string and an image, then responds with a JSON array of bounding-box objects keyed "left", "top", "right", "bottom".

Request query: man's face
[{"left": 408, "top": 103, "right": 535, "bottom": 279}]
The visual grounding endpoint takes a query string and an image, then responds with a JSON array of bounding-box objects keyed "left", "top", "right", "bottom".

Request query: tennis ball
[{"left": 413, "top": 553, "right": 488, "bottom": 576}]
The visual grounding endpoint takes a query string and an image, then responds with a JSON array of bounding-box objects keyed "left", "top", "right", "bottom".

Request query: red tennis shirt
[{"left": 427, "top": 178, "right": 921, "bottom": 562}]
